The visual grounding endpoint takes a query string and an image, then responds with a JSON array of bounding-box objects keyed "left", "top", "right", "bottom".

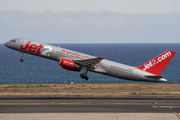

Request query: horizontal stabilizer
[{"left": 145, "top": 75, "right": 165, "bottom": 79}]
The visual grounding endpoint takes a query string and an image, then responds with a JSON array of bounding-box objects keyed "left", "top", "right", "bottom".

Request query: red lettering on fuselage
[
  {"left": 61, "top": 49, "right": 93, "bottom": 59},
  {"left": 36, "top": 44, "right": 43, "bottom": 54},
  {"left": 20, "top": 41, "right": 43, "bottom": 54},
  {"left": 28, "top": 44, "right": 37, "bottom": 52},
  {"left": 20, "top": 41, "right": 31, "bottom": 50}
]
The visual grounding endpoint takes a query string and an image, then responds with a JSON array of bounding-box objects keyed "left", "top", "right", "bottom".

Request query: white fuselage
[{"left": 4, "top": 38, "right": 168, "bottom": 82}]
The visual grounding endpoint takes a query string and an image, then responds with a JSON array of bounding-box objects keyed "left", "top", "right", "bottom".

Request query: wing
[{"left": 74, "top": 57, "right": 104, "bottom": 68}]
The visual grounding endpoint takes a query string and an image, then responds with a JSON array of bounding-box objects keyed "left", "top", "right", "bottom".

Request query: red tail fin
[{"left": 136, "top": 50, "right": 176, "bottom": 76}]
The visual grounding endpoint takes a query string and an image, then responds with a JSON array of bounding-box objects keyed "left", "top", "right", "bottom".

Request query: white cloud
[
  {"left": 0, "top": 0, "right": 180, "bottom": 13},
  {"left": 0, "top": 10, "right": 180, "bottom": 43}
]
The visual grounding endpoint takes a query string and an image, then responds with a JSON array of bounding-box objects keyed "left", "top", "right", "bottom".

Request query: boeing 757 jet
[{"left": 4, "top": 38, "right": 176, "bottom": 82}]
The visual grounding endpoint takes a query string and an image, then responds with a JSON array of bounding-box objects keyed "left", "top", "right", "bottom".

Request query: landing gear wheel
[
  {"left": 20, "top": 52, "right": 24, "bottom": 62},
  {"left": 20, "top": 59, "right": 23, "bottom": 62},
  {"left": 80, "top": 74, "right": 85, "bottom": 79},
  {"left": 80, "top": 66, "right": 89, "bottom": 80},
  {"left": 85, "top": 76, "right": 89, "bottom": 81}
]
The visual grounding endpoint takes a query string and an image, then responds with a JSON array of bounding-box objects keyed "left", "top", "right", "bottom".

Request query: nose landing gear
[
  {"left": 20, "top": 59, "right": 23, "bottom": 62},
  {"left": 20, "top": 52, "right": 24, "bottom": 62}
]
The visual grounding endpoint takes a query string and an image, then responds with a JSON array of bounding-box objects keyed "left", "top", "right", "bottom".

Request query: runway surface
[
  {"left": 0, "top": 97, "right": 180, "bottom": 113},
  {"left": 0, "top": 97, "right": 180, "bottom": 103},
  {"left": 0, "top": 104, "right": 180, "bottom": 113},
  {"left": 1, "top": 97, "right": 180, "bottom": 120},
  {"left": 0, "top": 113, "right": 179, "bottom": 120}
]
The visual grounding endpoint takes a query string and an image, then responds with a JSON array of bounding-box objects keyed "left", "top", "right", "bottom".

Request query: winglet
[
  {"left": 98, "top": 57, "right": 104, "bottom": 59},
  {"left": 136, "top": 50, "right": 176, "bottom": 76}
]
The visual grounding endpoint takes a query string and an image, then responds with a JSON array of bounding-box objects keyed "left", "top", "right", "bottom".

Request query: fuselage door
[
  {"left": 135, "top": 70, "right": 138, "bottom": 77},
  {"left": 106, "top": 64, "right": 110, "bottom": 69},
  {"left": 21, "top": 40, "right": 25, "bottom": 46}
]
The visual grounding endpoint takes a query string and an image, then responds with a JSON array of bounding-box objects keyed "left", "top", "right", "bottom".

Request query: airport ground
[
  {"left": 1, "top": 84, "right": 180, "bottom": 119},
  {"left": 0, "top": 97, "right": 180, "bottom": 119},
  {"left": 0, "top": 84, "right": 180, "bottom": 97}
]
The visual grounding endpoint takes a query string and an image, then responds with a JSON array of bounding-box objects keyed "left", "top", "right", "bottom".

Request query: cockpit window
[{"left": 9, "top": 40, "right": 16, "bottom": 42}]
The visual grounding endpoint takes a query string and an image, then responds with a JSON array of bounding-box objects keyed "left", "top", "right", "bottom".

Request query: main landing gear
[
  {"left": 20, "top": 52, "right": 24, "bottom": 62},
  {"left": 80, "top": 74, "right": 89, "bottom": 81},
  {"left": 80, "top": 66, "right": 89, "bottom": 81}
]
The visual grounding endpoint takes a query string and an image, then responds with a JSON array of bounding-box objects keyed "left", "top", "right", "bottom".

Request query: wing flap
[{"left": 74, "top": 57, "right": 104, "bottom": 67}]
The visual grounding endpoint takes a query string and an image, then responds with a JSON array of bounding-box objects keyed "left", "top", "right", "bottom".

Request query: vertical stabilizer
[{"left": 136, "top": 50, "right": 176, "bottom": 76}]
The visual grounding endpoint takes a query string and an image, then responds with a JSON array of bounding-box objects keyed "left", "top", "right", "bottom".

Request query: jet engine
[{"left": 60, "top": 58, "right": 81, "bottom": 71}]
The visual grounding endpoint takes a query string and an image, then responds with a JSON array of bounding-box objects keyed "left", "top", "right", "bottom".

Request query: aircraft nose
[
  {"left": 4, "top": 42, "right": 8, "bottom": 47},
  {"left": 4, "top": 42, "right": 11, "bottom": 48}
]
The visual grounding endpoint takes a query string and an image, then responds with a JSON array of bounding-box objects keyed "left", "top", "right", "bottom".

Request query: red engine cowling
[{"left": 60, "top": 58, "right": 81, "bottom": 71}]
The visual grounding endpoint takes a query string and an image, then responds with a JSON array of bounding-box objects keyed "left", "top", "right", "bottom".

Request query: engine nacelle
[{"left": 60, "top": 58, "right": 81, "bottom": 71}]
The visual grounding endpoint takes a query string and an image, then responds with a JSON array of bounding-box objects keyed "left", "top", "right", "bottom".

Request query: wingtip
[{"left": 98, "top": 57, "right": 104, "bottom": 59}]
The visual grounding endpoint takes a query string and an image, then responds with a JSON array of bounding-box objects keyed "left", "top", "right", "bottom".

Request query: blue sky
[{"left": 0, "top": 0, "right": 180, "bottom": 43}]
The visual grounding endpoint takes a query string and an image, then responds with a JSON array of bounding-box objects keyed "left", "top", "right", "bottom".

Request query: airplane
[{"left": 4, "top": 38, "right": 176, "bottom": 82}]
